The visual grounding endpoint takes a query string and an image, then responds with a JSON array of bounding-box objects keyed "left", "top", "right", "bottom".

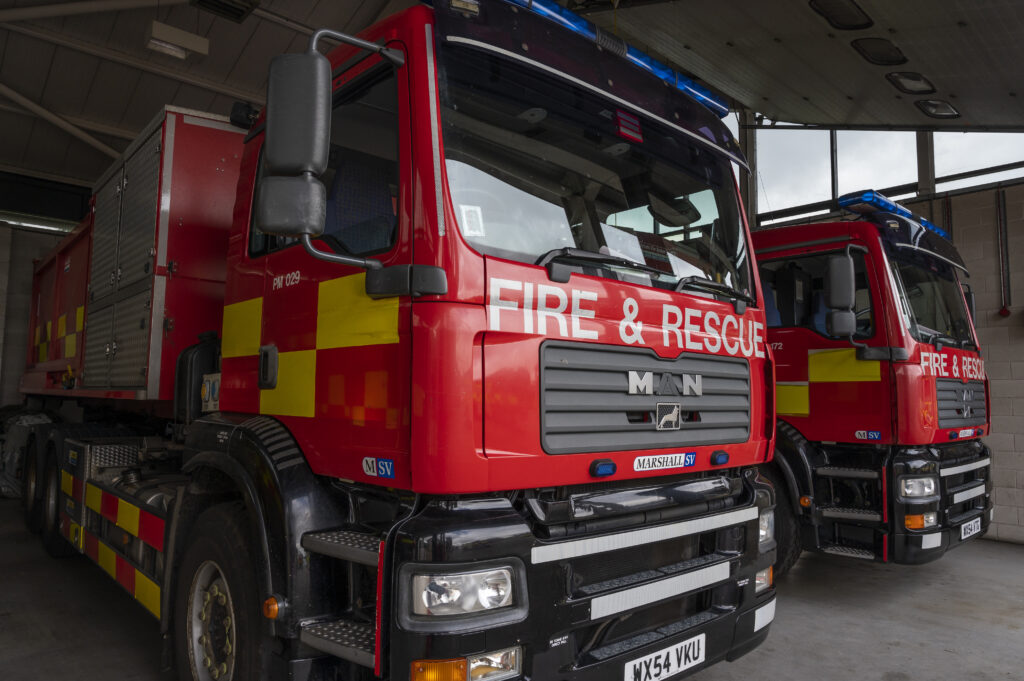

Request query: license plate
[
  {"left": 960, "top": 517, "right": 982, "bottom": 540},
  {"left": 624, "top": 633, "right": 705, "bottom": 681}
]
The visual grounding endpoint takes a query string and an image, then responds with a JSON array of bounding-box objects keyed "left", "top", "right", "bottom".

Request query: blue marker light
[
  {"left": 590, "top": 459, "right": 617, "bottom": 477},
  {"left": 496, "top": 0, "right": 729, "bottom": 117},
  {"left": 838, "top": 189, "right": 951, "bottom": 239}
]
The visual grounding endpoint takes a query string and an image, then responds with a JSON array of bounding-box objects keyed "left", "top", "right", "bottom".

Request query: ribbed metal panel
[
  {"left": 82, "top": 304, "right": 114, "bottom": 388},
  {"left": 89, "top": 170, "right": 122, "bottom": 303},
  {"left": 109, "top": 289, "right": 152, "bottom": 388},
  {"left": 117, "top": 128, "right": 161, "bottom": 290},
  {"left": 936, "top": 378, "right": 986, "bottom": 428},
  {"left": 540, "top": 342, "right": 750, "bottom": 454}
]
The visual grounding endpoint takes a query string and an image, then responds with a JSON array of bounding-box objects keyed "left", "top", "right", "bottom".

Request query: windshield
[
  {"left": 438, "top": 45, "right": 751, "bottom": 295},
  {"left": 889, "top": 250, "right": 974, "bottom": 346}
]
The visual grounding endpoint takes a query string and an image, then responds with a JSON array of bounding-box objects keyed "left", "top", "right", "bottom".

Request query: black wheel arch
[
  {"left": 769, "top": 419, "right": 822, "bottom": 514},
  {"left": 172, "top": 414, "right": 348, "bottom": 639}
]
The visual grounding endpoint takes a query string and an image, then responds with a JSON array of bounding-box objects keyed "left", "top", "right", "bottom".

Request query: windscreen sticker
[{"left": 459, "top": 204, "right": 485, "bottom": 236}]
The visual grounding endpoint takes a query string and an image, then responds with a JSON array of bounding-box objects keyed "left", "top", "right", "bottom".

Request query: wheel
[
  {"left": 761, "top": 463, "right": 802, "bottom": 577},
  {"left": 175, "top": 503, "right": 266, "bottom": 681},
  {"left": 40, "top": 445, "right": 74, "bottom": 557},
  {"left": 20, "top": 436, "right": 43, "bottom": 534}
]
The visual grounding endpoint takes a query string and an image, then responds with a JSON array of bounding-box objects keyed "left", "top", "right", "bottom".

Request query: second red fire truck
[
  {"left": 753, "top": 190, "right": 990, "bottom": 574},
  {"left": 11, "top": 1, "right": 778, "bottom": 680}
]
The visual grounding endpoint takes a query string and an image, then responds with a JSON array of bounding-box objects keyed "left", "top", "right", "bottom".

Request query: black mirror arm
[
  {"left": 301, "top": 234, "right": 383, "bottom": 270},
  {"left": 309, "top": 29, "right": 405, "bottom": 67},
  {"left": 844, "top": 244, "right": 868, "bottom": 348}
]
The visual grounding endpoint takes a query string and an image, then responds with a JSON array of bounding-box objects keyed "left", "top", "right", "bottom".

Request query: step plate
[
  {"left": 302, "top": 530, "right": 380, "bottom": 566},
  {"left": 820, "top": 506, "right": 882, "bottom": 522},
  {"left": 822, "top": 545, "right": 875, "bottom": 560},
  {"left": 300, "top": 620, "right": 375, "bottom": 668}
]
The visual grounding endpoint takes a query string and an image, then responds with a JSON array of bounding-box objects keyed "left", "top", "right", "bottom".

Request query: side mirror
[
  {"left": 253, "top": 51, "right": 331, "bottom": 238},
  {"left": 825, "top": 254, "right": 856, "bottom": 311},
  {"left": 827, "top": 309, "right": 857, "bottom": 338},
  {"left": 964, "top": 286, "right": 976, "bottom": 322}
]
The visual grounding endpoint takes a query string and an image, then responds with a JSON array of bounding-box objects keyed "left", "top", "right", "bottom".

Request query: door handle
[{"left": 258, "top": 344, "right": 278, "bottom": 389}]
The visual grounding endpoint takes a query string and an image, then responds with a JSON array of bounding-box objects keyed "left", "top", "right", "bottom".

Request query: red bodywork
[
  {"left": 21, "top": 108, "right": 243, "bottom": 403},
  {"left": 752, "top": 220, "right": 989, "bottom": 447},
  {"left": 218, "top": 6, "right": 773, "bottom": 495},
  {"left": 25, "top": 10, "right": 773, "bottom": 497}
]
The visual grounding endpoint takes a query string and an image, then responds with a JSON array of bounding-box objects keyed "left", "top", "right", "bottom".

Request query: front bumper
[
  {"left": 891, "top": 439, "right": 991, "bottom": 565},
  {"left": 387, "top": 470, "right": 776, "bottom": 680}
]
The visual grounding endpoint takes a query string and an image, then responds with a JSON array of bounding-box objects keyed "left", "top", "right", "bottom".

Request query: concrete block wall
[
  {"left": 907, "top": 182, "right": 1024, "bottom": 544},
  {"left": 0, "top": 224, "right": 62, "bottom": 407}
]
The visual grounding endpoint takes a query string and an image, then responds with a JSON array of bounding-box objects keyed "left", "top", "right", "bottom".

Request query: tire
[
  {"left": 761, "top": 463, "right": 802, "bottom": 577},
  {"left": 175, "top": 503, "right": 267, "bottom": 681},
  {"left": 21, "top": 437, "right": 43, "bottom": 534},
  {"left": 40, "top": 445, "right": 74, "bottom": 558}
]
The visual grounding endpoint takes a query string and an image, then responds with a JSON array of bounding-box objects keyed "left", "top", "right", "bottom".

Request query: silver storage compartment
[
  {"left": 117, "top": 129, "right": 162, "bottom": 290},
  {"left": 109, "top": 289, "right": 153, "bottom": 389},
  {"left": 82, "top": 304, "right": 114, "bottom": 388}
]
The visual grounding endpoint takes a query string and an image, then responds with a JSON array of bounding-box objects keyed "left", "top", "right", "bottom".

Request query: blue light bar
[
  {"left": 498, "top": 0, "right": 729, "bottom": 118},
  {"left": 838, "top": 189, "right": 950, "bottom": 239}
]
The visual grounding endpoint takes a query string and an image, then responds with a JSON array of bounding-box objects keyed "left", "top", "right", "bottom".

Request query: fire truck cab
[{"left": 753, "top": 190, "right": 991, "bottom": 573}]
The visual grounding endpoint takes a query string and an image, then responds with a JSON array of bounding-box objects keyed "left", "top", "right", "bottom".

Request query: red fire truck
[
  {"left": 11, "top": 2, "right": 778, "bottom": 680},
  {"left": 753, "top": 190, "right": 991, "bottom": 574}
]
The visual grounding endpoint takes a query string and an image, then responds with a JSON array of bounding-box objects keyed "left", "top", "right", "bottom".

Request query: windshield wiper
[
  {"left": 674, "top": 276, "right": 754, "bottom": 314},
  {"left": 923, "top": 330, "right": 959, "bottom": 351},
  {"left": 536, "top": 247, "right": 665, "bottom": 283}
]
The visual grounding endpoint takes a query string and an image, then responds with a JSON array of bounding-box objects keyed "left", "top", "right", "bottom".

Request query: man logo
[
  {"left": 961, "top": 389, "right": 974, "bottom": 402},
  {"left": 656, "top": 403, "right": 682, "bottom": 430},
  {"left": 628, "top": 370, "right": 702, "bottom": 397},
  {"left": 959, "top": 405, "right": 974, "bottom": 419}
]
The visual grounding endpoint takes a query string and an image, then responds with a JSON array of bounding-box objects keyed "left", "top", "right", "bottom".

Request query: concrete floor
[{"left": 2, "top": 498, "right": 1023, "bottom": 681}]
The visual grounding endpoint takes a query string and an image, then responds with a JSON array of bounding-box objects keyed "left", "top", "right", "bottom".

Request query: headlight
[
  {"left": 755, "top": 566, "right": 773, "bottom": 593},
  {"left": 758, "top": 509, "right": 775, "bottom": 549},
  {"left": 412, "top": 568, "right": 514, "bottom": 616},
  {"left": 900, "top": 476, "right": 937, "bottom": 497}
]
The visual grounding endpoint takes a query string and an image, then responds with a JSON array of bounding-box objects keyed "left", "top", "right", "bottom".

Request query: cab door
[
  {"left": 760, "top": 243, "right": 894, "bottom": 444},
  {"left": 255, "top": 50, "right": 414, "bottom": 487}
]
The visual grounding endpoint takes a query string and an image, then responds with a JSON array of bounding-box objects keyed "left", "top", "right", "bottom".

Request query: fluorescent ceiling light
[{"left": 146, "top": 21, "right": 209, "bottom": 60}]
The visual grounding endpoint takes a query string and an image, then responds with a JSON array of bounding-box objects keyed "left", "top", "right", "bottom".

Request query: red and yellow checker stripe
[
  {"left": 61, "top": 470, "right": 166, "bottom": 551},
  {"left": 61, "top": 512, "right": 162, "bottom": 619}
]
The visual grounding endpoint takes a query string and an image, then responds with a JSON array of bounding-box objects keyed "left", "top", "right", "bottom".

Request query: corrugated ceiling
[{"left": 0, "top": 0, "right": 1021, "bottom": 191}]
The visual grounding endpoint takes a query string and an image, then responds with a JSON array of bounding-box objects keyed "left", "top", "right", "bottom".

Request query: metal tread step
[
  {"left": 819, "top": 506, "right": 882, "bottom": 522},
  {"left": 302, "top": 530, "right": 380, "bottom": 566},
  {"left": 821, "top": 544, "right": 875, "bottom": 560},
  {"left": 300, "top": 619, "right": 375, "bottom": 668},
  {"left": 816, "top": 466, "right": 880, "bottom": 480}
]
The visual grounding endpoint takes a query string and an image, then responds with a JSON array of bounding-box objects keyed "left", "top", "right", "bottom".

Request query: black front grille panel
[
  {"left": 541, "top": 342, "right": 751, "bottom": 454},
  {"left": 936, "top": 378, "right": 986, "bottom": 428},
  {"left": 938, "top": 441, "right": 989, "bottom": 522}
]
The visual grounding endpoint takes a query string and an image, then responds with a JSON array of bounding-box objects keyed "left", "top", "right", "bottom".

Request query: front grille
[
  {"left": 540, "top": 342, "right": 750, "bottom": 454},
  {"left": 938, "top": 441, "right": 989, "bottom": 521},
  {"left": 936, "top": 378, "right": 986, "bottom": 428}
]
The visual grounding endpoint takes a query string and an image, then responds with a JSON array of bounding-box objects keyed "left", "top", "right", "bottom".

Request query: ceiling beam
[
  {"left": 0, "top": 81, "right": 119, "bottom": 158},
  {"left": 0, "top": 100, "right": 136, "bottom": 140},
  {"left": 1, "top": 22, "right": 266, "bottom": 105},
  {"left": 0, "top": 0, "right": 186, "bottom": 23},
  {"left": 0, "top": 162, "right": 93, "bottom": 187}
]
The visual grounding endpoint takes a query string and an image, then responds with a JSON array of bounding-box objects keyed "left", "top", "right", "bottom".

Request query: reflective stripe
[
  {"left": 135, "top": 570, "right": 161, "bottom": 618},
  {"left": 808, "top": 348, "right": 880, "bottom": 383},
  {"left": 259, "top": 349, "right": 316, "bottom": 418},
  {"left": 531, "top": 506, "right": 758, "bottom": 564},
  {"left": 85, "top": 483, "right": 103, "bottom": 514},
  {"left": 97, "top": 541, "right": 117, "bottom": 579},
  {"left": 221, "top": 297, "right": 263, "bottom": 358},
  {"left": 116, "top": 498, "right": 141, "bottom": 535},
  {"left": 952, "top": 485, "right": 986, "bottom": 504},
  {"left": 60, "top": 470, "right": 73, "bottom": 497},
  {"left": 590, "top": 561, "right": 730, "bottom": 620},
  {"left": 940, "top": 457, "right": 990, "bottom": 477},
  {"left": 753, "top": 598, "right": 776, "bottom": 632},
  {"left": 920, "top": 533, "right": 941, "bottom": 550},
  {"left": 316, "top": 273, "right": 400, "bottom": 350},
  {"left": 776, "top": 383, "right": 809, "bottom": 416}
]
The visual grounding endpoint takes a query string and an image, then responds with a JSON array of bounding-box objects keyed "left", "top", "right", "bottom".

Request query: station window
[
  {"left": 250, "top": 67, "right": 399, "bottom": 258},
  {"left": 759, "top": 250, "right": 873, "bottom": 339}
]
